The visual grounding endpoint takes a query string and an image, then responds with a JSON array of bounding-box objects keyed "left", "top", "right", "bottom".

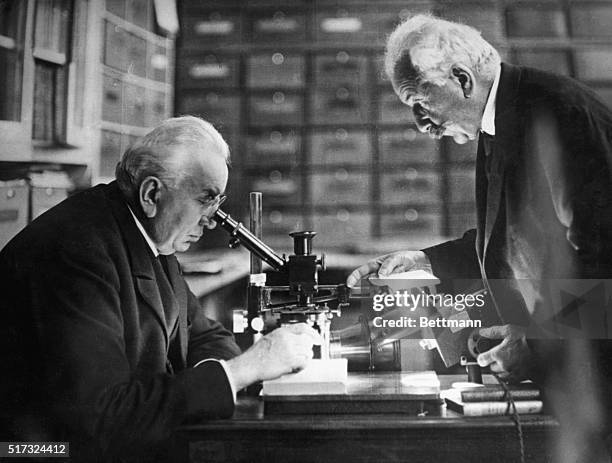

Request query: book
[
  {"left": 460, "top": 384, "right": 540, "bottom": 403},
  {"left": 444, "top": 390, "right": 543, "bottom": 416},
  {"left": 261, "top": 359, "right": 348, "bottom": 396}
]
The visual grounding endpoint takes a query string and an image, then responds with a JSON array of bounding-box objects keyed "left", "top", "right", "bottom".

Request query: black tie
[{"left": 480, "top": 132, "right": 495, "bottom": 178}]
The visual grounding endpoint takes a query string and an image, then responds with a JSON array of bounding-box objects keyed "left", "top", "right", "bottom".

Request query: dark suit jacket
[
  {"left": 424, "top": 63, "right": 612, "bottom": 326},
  {"left": 0, "top": 182, "right": 242, "bottom": 461}
]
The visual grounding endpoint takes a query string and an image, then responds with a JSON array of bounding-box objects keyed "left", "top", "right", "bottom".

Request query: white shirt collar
[
  {"left": 128, "top": 205, "right": 159, "bottom": 257},
  {"left": 481, "top": 64, "right": 501, "bottom": 136}
]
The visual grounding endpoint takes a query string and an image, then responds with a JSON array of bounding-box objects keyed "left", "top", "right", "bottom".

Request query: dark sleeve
[
  {"left": 37, "top": 242, "right": 236, "bottom": 459},
  {"left": 422, "top": 229, "right": 481, "bottom": 280},
  {"left": 186, "top": 286, "right": 242, "bottom": 366}
]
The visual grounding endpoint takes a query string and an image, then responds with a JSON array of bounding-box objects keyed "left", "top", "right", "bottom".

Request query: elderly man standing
[
  {"left": 348, "top": 14, "right": 612, "bottom": 458},
  {"left": 0, "top": 116, "right": 319, "bottom": 462}
]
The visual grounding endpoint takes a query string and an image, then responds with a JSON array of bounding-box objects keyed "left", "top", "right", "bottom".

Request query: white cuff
[{"left": 194, "top": 359, "right": 237, "bottom": 402}]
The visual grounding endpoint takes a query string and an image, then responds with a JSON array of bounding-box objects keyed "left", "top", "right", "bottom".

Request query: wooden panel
[
  {"left": 247, "top": 53, "right": 305, "bottom": 89},
  {"left": 447, "top": 168, "right": 476, "bottom": 204},
  {"left": 312, "top": 211, "right": 371, "bottom": 247},
  {"left": 249, "top": 91, "right": 303, "bottom": 126},
  {"left": 247, "top": 9, "right": 307, "bottom": 43},
  {"left": 246, "top": 129, "right": 300, "bottom": 166},
  {"left": 380, "top": 209, "right": 442, "bottom": 237},
  {"left": 574, "top": 50, "right": 612, "bottom": 81},
  {"left": 381, "top": 169, "right": 440, "bottom": 205},
  {"left": 506, "top": 6, "right": 567, "bottom": 38},
  {"left": 379, "top": 129, "right": 439, "bottom": 165},
  {"left": 310, "top": 170, "right": 370, "bottom": 205},
  {"left": 30, "top": 187, "right": 68, "bottom": 220},
  {"left": 247, "top": 169, "right": 301, "bottom": 206},
  {"left": 310, "top": 129, "right": 370, "bottom": 166},
  {"left": 0, "top": 184, "right": 29, "bottom": 250},
  {"left": 314, "top": 52, "right": 368, "bottom": 87},
  {"left": 570, "top": 4, "right": 612, "bottom": 38},
  {"left": 378, "top": 89, "right": 414, "bottom": 124},
  {"left": 181, "top": 10, "right": 242, "bottom": 46},
  {"left": 513, "top": 49, "right": 571, "bottom": 76},
  {"left": 177, "top": 91, "right": 240, "bottom": 128},
  {"left": 178, "top": 53, "right": 240, "bottom": 89},
  {"left": 311, "top": 86, "right": 369, "bottom": 124}
]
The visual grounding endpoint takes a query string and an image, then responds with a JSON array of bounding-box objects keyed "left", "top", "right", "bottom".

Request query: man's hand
[
  {"left": 346, "top": 250, "right": 432, "bottom": 287},
  {"left": 476, "top": 325, "right": 533, "bottom": 382},
  {"left": 225, "top": 324, "right": 322, "bottom": 391}
]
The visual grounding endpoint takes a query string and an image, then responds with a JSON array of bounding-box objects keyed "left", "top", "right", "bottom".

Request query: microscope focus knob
[
  {"left": 228, "top": 237, "right": 241, "bottom": 249},
  {"left": 317, "top": 253, "right": 326, "bottom": 271}
]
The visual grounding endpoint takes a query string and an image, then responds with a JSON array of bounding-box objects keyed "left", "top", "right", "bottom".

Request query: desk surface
[{"left": 175, "top": 375, "right": 558, "bottom": 463}]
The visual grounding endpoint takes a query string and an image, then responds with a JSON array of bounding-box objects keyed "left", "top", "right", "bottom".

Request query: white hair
[
  {"left": 385, "top": 14, "right": 500, "bottom": 93},
  {"left": 115, "top": 116, "right": 230, "bottom": 195}
]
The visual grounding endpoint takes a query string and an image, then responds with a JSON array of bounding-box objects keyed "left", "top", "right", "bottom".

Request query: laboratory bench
[{"left": 172, "top": 374, "right": 558, "bottom": 463}]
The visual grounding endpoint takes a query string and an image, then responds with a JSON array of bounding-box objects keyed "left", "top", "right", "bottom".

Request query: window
[
  {"left": 0, "top": 0, "right": 26, "bottom": 121},
  {"left": 31, "top": 0, "right": 73, "bottom": 143}
]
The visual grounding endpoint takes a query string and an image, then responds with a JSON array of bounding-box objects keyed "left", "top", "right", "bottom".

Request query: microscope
[
  {"left": 214, "top": 193, "right": 496, "bottom": 383},
  {"left": 214, "top": 193, "right": 350, "bottom": 360}
]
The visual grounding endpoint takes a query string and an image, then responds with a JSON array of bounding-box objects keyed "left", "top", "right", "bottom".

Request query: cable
[{"left": 493, "top": 373, "right": 526, "bottom": 463}]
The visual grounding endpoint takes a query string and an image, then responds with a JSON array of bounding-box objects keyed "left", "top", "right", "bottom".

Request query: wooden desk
[{"left": 173, "top": 375, "right": 558, "bottom": 463}]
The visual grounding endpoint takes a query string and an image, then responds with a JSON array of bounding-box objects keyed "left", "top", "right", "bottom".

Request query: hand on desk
[
  {"left": 346, "top": 250, "right": 433, "bottom": 287},
  {"left": 226, "top": 324, "right": 322, "bottom": 391},
  {"left": 476, "top": 325, "right": 533, "bottom": 382}
]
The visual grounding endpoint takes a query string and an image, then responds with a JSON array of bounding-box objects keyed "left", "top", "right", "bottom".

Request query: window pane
[
  {"left": 32, "top": 61, "right": 67, "bottom": 141},
  {"left": 0, "top": 0, "right": 23, "bottom": 39},
  {"left": 34, "top": 0, "right": 72, "bottom": 54},
  {"left": 0, "top": 44, "right": 21, "bottom": 121}
]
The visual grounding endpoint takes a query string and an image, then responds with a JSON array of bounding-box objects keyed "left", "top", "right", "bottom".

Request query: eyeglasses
[{"left": 203, "top": 194, "right": 227, "bottom": 210}]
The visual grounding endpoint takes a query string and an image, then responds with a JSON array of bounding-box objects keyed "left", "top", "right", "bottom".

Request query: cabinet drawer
[
  {"left": 246, "top": 130, "right": 300, "bottom": 166},
  {"left": 178, "top": 54, "right": 240, "bottom": 89},
  {"left": 0, "top": 184, "right": 29, "bottom": 249},
  {"left": 378, "top": 90, "right": 413, "bottom": 124},
  {"left": 148, "top": 44, "right": 170, "bottom": 83},
  {"left": 177, "top": 92, "right": 240, "bottom": 127},
  {"left": 379, "top": 129, "right": 439, "bottom": 165},
  {"left": 513, "top": 50, "right": 571, "bottom": 76},
  {"left": 182, "top": 11, "right": 241, "bottom": 45},
  {"left": 445, "top": 139, "right": 478, "bottom": 163},
  {"left": 145, "top": 89, "right": 167, "bottom": 128},
  {"left": 262, "top": 210, "right": 304, "bottom": 238},
  {"left": 31, "top": 187, "right": 68, "bottom": 220},
  {"left": 124, "top": 82, "right": 146, "bottom": 127},
  {"left": 314, "top": 8, "right": 379, "bottom": 44},
  {"left": 447, "top": 169, "right": 476, "bottom": 204},
  {"left": 312, "top": 211, "right": 371, "bottom": 247},
  {"left": 506, "top": 6, "right": 567, "bottom": 38},
  {"left": 448, "top": 209, "right": 477, "bottom": 237},
  {"left": 380, "top": 209, "right": 441, "bottom": 237},
  {"left": 100, "top": 130, "right": 122, "bottom": 179},
  {"left": 574, "top": 50, "right": 612, "bottom": 81},
  {"left": 310, "top": 170, "right": 370, "bottom": 205},
  {"left": 248, "top": 9, "right": 306, "bottom": 43},
  {"left": 441, "top": 5, "right": 504, "bottom": 43},
  {"left": 381, "top": 169, "right": 440, "bottom": 205},
  {"left": 314, "top": 52, "right": 368, "bottom": 87},
  {"left": 102, "top": 75, "right": 123, "bottom": 124},
  {"left": 249, "top": 91, "right": 303, "bottom": 126},
  {"left": 247, "top": 53, "right": 305, "bottom": 89},
  {"left": 310, "top": 129, "right": 370, "bottom": 166},
  {"left": 311, "top": 86, "right": 369, "bottom": 124},
  {"left": 571, "top": 5, "right": 612, "bottom": 38},
  {"left": 247, "top": 170, "right": 301, "bottom": 206}
]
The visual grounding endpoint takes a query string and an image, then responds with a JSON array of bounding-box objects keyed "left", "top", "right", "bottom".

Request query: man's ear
[
  {"left": 139, "top": 176, "right": 163, "bottom": 218},
  {"left": 451, "top": 64, "right": 475, "bottom": 99}
]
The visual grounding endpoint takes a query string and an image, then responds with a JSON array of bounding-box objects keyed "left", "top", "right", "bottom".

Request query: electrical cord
[{"left": 493, "top": 372, "right": 526, "bottom": 463}]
